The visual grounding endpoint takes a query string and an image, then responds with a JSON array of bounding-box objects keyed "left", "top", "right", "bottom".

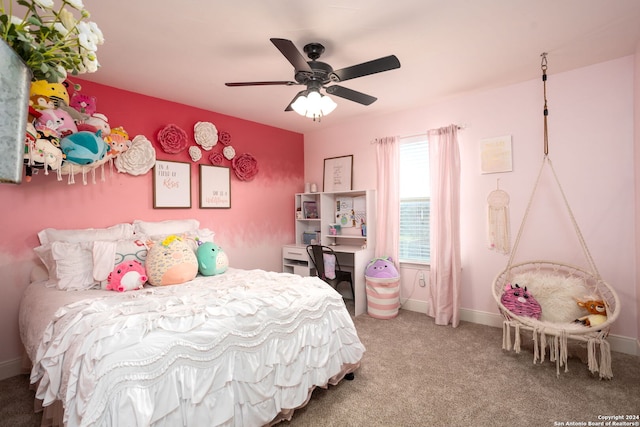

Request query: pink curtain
[
  {"left": 427, "top": 125, "right": 461, "bottom": 327},
  {"left": 374, "top": 136, "right": 400, "bottom": 263}
]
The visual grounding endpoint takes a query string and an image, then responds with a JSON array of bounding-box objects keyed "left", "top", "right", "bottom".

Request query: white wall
[{"left": 305, "top": 56, "right": 637, "bottom": 341}]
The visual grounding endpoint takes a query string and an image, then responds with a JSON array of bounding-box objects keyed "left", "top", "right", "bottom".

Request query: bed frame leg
[{"left": 345, "top": 372, "right": 355, "bottom": 381}]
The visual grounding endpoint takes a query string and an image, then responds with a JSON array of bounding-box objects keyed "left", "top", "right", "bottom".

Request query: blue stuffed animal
[
  {"left": 60, "top": 130, "right": 109, "bottom": 165},
  {"left": 196, "top": 242, "right": 229, "bottom": 276}
]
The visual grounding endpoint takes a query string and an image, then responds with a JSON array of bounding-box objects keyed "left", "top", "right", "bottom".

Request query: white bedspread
[{"left": 19, "top": 268, "right": 365, "bottom": 427}]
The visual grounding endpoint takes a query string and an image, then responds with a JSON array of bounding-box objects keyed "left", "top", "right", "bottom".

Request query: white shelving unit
[{"left": 282, "top": 189, "right": 376, "bottom": 316}]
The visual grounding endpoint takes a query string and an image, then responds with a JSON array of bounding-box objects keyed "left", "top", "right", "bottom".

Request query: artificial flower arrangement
[{"left": 0, "top": 0, "right": 104, "bottom": 83}]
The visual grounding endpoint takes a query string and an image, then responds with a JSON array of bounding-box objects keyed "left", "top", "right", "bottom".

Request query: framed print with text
[
  {"left": 323, "top": 155, "right": 353, "bottom": 192},
  {"left": 153, "top": 160, "right": 191, "bottom": 208},
  {"left": 200, "top": 165, "right": 231, "bottom": 208}
]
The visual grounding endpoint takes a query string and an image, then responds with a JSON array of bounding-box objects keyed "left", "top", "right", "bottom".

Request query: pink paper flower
[
  {"left": 232, "top": 153, "right": 259, "bottom": 181},
  {"left": 157, "top": 124, "right": 188, "bottom": 153},
  {"left": 209, "top": 152, "right": 225, "bottom": 166},
  {"left": 219, "top": 131, "right": 231, "bottom": 146}
]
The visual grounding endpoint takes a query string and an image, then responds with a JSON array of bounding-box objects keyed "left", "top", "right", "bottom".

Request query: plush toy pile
[
  {"left": 104, "top": 234, "right": 229, "bottom": 292},
  {"left": 23, "top": 80, "right": 156, "bottom": 183}
]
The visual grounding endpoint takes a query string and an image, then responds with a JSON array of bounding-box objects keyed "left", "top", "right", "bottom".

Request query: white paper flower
[
  {"left": 194, "top": 121, "right": 218, "bottom": 151},
  {"left": 115, "top": 135, "right": 156, "bottom": 175},
  {"left": 189, "top": 146, "right": 202, "bottom": 162},
  {"left": 223, "top": 145, "right": 236, "bottom": 160}
]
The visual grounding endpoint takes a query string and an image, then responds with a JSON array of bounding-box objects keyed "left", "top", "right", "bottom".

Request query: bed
[{"left": 19, "top": 220, "right": 365, "bottom": 426}]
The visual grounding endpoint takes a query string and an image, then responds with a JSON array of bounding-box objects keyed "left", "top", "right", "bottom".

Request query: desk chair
[{"left": 306, "top": 245, "right": 354, "bottom": 300}]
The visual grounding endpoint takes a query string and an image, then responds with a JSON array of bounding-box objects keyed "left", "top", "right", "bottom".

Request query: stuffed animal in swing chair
[
  {"left": 500, "top": 283, "right": 542, "bottom": 319},
  {"left": 574, "top": 298, "right": 607, "bottom": 327}
]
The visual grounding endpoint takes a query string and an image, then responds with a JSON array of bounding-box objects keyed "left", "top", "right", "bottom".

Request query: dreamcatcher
[{"left": 487, "top": 179, "right": 510, "bottom": 254}]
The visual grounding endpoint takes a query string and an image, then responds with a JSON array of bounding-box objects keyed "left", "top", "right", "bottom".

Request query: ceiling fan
[{"left": 225, "top": 38, "right": 401, "bottom": 116}]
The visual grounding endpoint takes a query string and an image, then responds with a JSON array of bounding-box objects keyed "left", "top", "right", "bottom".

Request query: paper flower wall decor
[
  {"left": 219, "top": 130, "right": 231, "bottom": 146},
  {"left": 232, "top": 153, "right": 259, "bottom": 181},
  {"left": 209, "top": 152, "right": 224, "bottom": 166},
  {"left": 157, "top": 124, "right": 188, "bottom": 153},
  {"left": 223, "top": 145, "right": 236, "bottom": 160},
  {"left": 188, "top": 146, "right": 202, "bottom": 162},
  {"left": 115, "top": 135, "right": 156, "bottom": 175},
  {"left": 194, "top": 121, "right": 218, "bottom": 150}
]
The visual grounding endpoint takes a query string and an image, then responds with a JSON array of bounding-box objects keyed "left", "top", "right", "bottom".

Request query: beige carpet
[{"left": 1, "top": 308, "right": 639, "bottom": 427}]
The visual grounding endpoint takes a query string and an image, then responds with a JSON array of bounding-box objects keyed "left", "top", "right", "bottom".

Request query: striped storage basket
[{"left": 365, "top": 276, "right": 400, "bottom": 319}]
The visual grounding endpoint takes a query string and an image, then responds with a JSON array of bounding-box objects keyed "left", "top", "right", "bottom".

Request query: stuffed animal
[
  {"left": 69, "top": 92, "right": 97, "bottom": 116},
  {"left": 35, "top": 107, "right": 78, "bottom": 138},
  {"left": 107, "top": 260, "right": 147, "bottom": 292},
  {"left": 77, "top": 113, "right": 111, "bottom": 136},
  {"left": 60, "top": 130, "right": 109, "bottom": 165},
  {"left": 574, "top": 298, "right": 607, "bottom": 326},
  {"left": 196, "top": 242, "right": 229, "bottom": 276},
  {"left": 30, "top": 80, "right": 70, "bottom": 107},
  {"left": 501, "top": 283, "right": 542, "bottom": 319},
  {"left": 365, "top": 257, "right": 399, "bottom": 278},
  {"left": 146, "top": 235, "right": 198, "bottom": 286}
]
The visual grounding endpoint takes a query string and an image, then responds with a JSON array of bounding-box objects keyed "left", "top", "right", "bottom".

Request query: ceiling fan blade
[
  {"left": 285, "top": 90, "right": 306, "bottom": 111},
  {"left": 225, "top": 81, "right": 297, "bottom": 87},
  {"left": 326, "top": 85, "right": 377, "bottom": 105},
  {"left": 270, "top": 38, "right": 313, "bottom": 72},
  {"left": 332, "top": 55, "right": 400, "bottom": 82}
]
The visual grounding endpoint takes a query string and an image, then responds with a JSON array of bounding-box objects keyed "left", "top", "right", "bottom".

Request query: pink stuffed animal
[{"left": 107, "top": 260, "right": 147, "bottom": 292}]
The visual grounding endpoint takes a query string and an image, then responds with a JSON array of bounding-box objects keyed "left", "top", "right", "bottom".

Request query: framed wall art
[
  {"left": 153, "top": 160, "right": 192, "bottom": 208},
  {"left": 200, "top": 165, "right": 231, "bottom": 209},
  {"left": 480, "top": 135, "right": 513, "bottom": 174},
  {"left": 323, "top": 155, "right": 353, "bottom": 192}
]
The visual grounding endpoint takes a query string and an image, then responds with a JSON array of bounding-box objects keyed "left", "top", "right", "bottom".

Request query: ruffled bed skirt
[{"left": 31, "top": 361, "right": 361, "bottom": 427}]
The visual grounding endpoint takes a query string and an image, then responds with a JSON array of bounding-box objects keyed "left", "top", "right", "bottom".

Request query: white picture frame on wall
[
  {"left": 153, "top": 160, "right": 192, "bottom": 208},
  {"left": 480, "top": 135, "right": 513, "bottom": 174},
  {"left": 199, "top": 165, "right": 231, "bottom": 209}
]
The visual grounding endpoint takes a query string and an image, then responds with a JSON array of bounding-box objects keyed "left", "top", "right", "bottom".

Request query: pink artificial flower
[
  {"left": 157, "top": 124, "right": 188, "bottom": 153},
  {"left": 209, "top": 151, "right": 225, "bottom": 166},
  {"left": 219, "top": 130, "right": 231, "bottom": 146},
  {"left": 232, "top": 153, "right": 259, "bottom": 181}
]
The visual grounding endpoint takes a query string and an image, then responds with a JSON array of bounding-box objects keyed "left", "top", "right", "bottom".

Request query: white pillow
[
  {"left": 132, "top": 219, "right": 200, "bottom": 237},
  {"left": 50, "top": 241, "right": 97, "bottom": 290},
  {"left": 38, "top": 223, "right": 134, "bottom": 245},
  {"left": 114, "top": 238, "right": 149, "bottom": 265}
]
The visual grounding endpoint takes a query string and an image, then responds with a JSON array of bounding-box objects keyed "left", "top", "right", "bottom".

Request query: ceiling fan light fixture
[{"left": 291, "top": 90, "right": 337, "bottom": 121}]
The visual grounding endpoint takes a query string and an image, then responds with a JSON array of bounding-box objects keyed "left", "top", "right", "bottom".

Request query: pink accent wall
[
  {"left": 0, "top": 79, "right": 304, "bottom": 364},
  {"left": 305, "top": 56, "right": 638, "bottom": 343}
]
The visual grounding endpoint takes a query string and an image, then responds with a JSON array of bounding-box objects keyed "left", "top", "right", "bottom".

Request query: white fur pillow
[{"left": 511, "top": 272, "right": 588, "bottom": 323}]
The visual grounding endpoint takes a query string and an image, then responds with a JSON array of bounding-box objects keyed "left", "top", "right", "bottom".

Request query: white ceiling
[{"left": 78, "top": 0, "right": 640, "bottom": 134}]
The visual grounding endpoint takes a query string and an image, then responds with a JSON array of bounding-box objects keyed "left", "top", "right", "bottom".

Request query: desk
[{"left": 282, "top": 244, "right": 373, "bottom": 316}]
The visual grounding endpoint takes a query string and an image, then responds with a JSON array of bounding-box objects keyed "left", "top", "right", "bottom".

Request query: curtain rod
[{"left": 402, "top": 124, "right": 466, "bottom": 140}]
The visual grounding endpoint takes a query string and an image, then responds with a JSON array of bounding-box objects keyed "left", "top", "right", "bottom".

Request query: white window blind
[{"left": 399, "top": 137, "right": 430, "bottom": 263}]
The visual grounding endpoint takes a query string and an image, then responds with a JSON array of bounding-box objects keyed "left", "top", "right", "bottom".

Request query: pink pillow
[{"left": 323, "top": 253, "right": 336, "bottom": 280}]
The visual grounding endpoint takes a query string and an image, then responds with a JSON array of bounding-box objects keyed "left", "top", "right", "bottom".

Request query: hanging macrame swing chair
[{"left": 491, "top": 54, "right": 620, "bottom": 379}]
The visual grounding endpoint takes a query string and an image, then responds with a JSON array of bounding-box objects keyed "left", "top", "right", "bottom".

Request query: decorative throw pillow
[
  {"left": 37, "top": 223, "right": 134, "bottom": 245},
  {"left": 50, "top": 241, "right": 97, "bottom": 290},
  {"left": 132, "top": 219, "right": 200, "bottom": 238}
]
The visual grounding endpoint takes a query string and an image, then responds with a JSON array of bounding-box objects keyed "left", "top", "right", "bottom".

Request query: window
[{"left": 399, "top": 136, "right": 430, "bottom": 263}]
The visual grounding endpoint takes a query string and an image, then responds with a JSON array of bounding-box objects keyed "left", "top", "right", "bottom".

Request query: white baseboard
[
  {"left": 400, "top": 299, "right": 639, "bottom": 357},
  {"left": 0, "top": 357, "right": 23, "bottom": 381}
]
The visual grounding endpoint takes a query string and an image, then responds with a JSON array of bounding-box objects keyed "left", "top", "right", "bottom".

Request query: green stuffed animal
[{"left": 196, "top": 242, "right": 229, "bottom": 276}]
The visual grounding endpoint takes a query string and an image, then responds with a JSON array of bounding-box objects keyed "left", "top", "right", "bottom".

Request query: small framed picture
[
  {"left": 303, "top": 201, "right": 318, "bottom": 219},
  {"left": 199, "top": 165, "right": 231, "bottom": 209},
  {"left": 323, "top": 155, "right": 353, "bottom": 192},
  {"left": 153, "top": 160, "right": 191, "bottom": 209}
]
